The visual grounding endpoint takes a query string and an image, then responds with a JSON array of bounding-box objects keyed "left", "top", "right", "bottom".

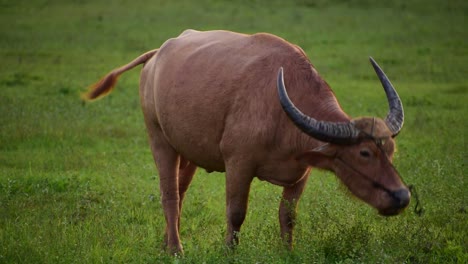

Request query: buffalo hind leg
[
  {"left": 225, "top": 163, "right": 254, "bottom": 247},
  {"left": 279, "top": 173, "right": 309, "bottom": 250},
  {"left": 177, "top": 158, "right": 197, "bottom": 232},
  {"left": 145, "top": 122, "right": 183, "bottom": 254}
]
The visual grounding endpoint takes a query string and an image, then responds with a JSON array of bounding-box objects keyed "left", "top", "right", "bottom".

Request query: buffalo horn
[
  {"left": 277, "top": 67, "right": 361, "bottom": 144},
  {"left": 369, "top": 57, "right": 404, "bottom": 136}
]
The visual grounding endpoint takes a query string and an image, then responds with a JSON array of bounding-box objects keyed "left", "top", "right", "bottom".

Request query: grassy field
[{"left": 0, "top": 0, "right": 466, "bottom": 263}]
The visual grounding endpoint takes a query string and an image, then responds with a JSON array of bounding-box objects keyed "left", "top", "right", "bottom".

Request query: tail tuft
[{"left": 81, "top": 72, "right": 119, "bottom": 101}]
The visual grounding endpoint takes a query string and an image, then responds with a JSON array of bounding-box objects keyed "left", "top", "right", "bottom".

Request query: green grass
[{"left": 1, "top": 0, "right": 466, "bottom": 263}]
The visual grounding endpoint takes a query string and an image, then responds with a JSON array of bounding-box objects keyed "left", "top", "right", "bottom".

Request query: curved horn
[
  {"left": 369, "top": 57, "right": 404, "bottom": 136},
  {"left": 276, "top": 67, "right": 361, "bottom": 144}
]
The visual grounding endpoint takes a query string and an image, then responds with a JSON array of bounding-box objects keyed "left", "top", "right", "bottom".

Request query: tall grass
[{"left": 1, "top": 0, "right": 466, "bottom": 263}]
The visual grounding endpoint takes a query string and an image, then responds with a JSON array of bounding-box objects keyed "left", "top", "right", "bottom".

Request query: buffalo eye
[{"left": 360, "top": 149, "right": 371, "bottom": 158}]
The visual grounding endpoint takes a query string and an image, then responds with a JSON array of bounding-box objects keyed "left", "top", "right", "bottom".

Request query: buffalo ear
[{"left": 296, "top": 144, "right": 337, "bottom": 170}]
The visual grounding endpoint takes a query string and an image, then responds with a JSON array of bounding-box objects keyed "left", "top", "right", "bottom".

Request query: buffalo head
[{"left": 277, "top": 57, "right": 410, "bottom": 216}]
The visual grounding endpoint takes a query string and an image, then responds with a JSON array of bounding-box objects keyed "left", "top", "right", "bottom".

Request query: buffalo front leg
[
  {"left": 279, "top": 173, "right": 309, "bottom": 250},
  {"left": 225, "top": 164, "right": 254, "bottom": 247}
]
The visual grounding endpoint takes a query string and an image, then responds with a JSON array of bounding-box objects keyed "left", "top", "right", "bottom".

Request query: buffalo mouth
[{"left": 378, "top": 207, "right": 404, "bottom": 216}]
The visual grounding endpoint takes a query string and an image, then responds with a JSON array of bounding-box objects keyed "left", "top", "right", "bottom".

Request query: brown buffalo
[{"left": 83, "top": 29, "right": 410, "bottom": 254}]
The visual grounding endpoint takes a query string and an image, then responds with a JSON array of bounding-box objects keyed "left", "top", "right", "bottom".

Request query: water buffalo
[{"left": 83, "top": 29, "right": 410, "bottom": 253}]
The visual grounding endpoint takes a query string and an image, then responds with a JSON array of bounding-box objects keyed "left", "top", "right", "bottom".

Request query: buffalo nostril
[{"left": 392, "top": 188, "right": 411, "bottom": 208}]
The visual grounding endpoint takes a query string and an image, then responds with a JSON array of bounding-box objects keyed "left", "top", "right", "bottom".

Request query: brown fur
[{"left": 84, "top": 30, "right": 409, "bottom": 254}]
